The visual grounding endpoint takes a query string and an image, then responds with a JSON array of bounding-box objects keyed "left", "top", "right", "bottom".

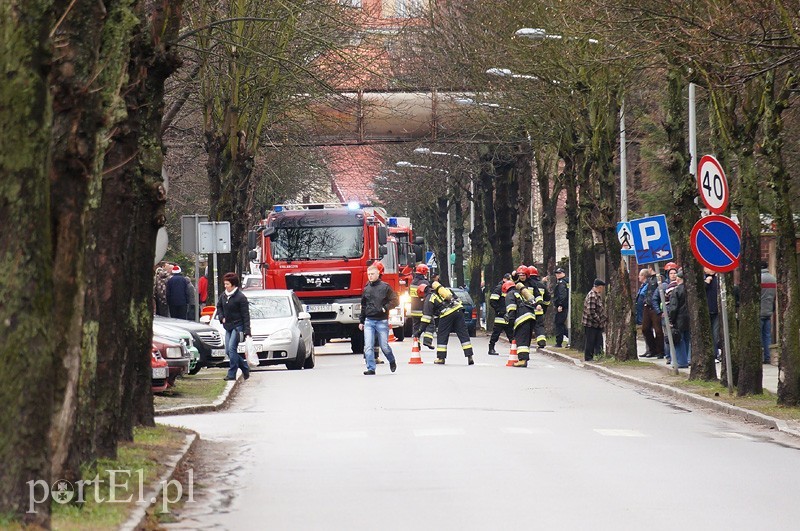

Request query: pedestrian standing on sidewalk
[
  {"left": 637, "top": 268, "right": 664, "bottom": 359},
  {"left": 668, "top": 269, "right": 691, "bottom": 368},
  {"left": 217, "top": 272, "right": 251, "bottom": 381},
  {"left": 359, "top": 265, "right": 399, "bottom": 375},
  {"left": 581, "top": 279, "right": 606, "bottom": 361},
  {"left": 553, "top": 268, "right": 569, "bottom": 348},
  {"left": 760, "top": 262, "right": 777, "bottom": 364}
]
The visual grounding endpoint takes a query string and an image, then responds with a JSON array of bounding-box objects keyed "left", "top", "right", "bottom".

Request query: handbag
[
  {"left": 671, "top": 328, "right": 682, "bottom": 345},
  {"left": 245, "top": 336, "right": 260, "bottom": 367}
]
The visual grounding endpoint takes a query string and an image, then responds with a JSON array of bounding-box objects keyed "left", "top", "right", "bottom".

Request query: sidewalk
[{"left": 633, "top": 337, "right": 779, "bottom": 394}]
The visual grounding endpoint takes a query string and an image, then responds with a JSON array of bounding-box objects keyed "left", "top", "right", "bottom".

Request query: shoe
[
  {"left": 678, "top": 365, "right": 689, "bottom": 369},
  {"left": 434, "top": 358, "right": 445, "bottom": 365},
  {"left": 655, "top": 355, "right": 665, "bottom": 359},
  {"left": 390, "top": 361, "right": 397, "bottom": 373},
  {"left": 584, "top": 358, "right": 594, "bottom": 362},
  {"left": 363, "top": 369, "right": 375, "bottom": 375},
  {"left": 513, "top": 360, "right": 528, "bottom": 367},
  {"left": 488, "top": 349, "right": 499, "bottom": 356},
  {"left": 223, "top": 376, "right": 235, "bottom": 381},
  {"left": 555, "top": 344, "right": 563, "bottom": 348},
  {"left": 243, "top": 372, "right": 250, "bottom": 380},
  {"left": 376, "top": 358, "right": 385, "bottom": 364},
  {"left": 467, "top": 355, "right": 474, "bottom": 365},
  {"left": 642, "top": 352, "right": 654, "bottom": 358}
]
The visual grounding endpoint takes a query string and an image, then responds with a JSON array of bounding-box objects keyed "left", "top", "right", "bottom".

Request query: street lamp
[
  {"left": 485, "top": 67, "right": 541, "bottom": 81},
  {"left": 413, "top": 148, "right": 474, "bottom": 233}
]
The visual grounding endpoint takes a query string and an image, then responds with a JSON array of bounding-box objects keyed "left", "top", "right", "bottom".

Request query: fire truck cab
[{"left": 249, "top": 202, "right": 409, "bottom": 353}]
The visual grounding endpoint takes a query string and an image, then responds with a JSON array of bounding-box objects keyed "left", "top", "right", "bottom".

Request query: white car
[{"left": 211, "top": 289, "right": 315, "bottom": 370}]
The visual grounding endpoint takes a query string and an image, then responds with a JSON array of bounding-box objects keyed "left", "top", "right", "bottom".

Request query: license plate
[
  {"left": 212, "top": 348, "right": 226, "bottom": 358},
  {"left": 306, "top": 304, "right": 333, "bottom": 313},
  {"left": 238, "top": 343, "right": 263, "bottom": 353},
  {"left": 152, "top": 367, "right": 168, "bottom": 379}
]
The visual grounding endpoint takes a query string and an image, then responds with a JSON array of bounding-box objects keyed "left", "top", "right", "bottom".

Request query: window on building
[{"left": 385, "top": 0, "right": 427, "bottom": 18}]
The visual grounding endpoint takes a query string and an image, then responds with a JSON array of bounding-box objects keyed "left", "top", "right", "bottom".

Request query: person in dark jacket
[
  {"left": 217, "top": 272, "right": 251, "bottom": 381},
  {"left": 552, "top": 268, "right": 569, "bottom": 348},
  {"left": 359, "top": 265, "right": 399, "bottom": 375},
  {"left": 668, "top": 269, "right": 691, "bottom": 368},
  {"left": 637, "top": 267, "right": 664, "bottom": 359},
  {"left": 166, "top": 265, "right": 192, "bottom": 319}
]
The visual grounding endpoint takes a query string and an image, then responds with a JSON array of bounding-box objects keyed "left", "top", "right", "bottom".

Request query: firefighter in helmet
[
  {"left": 409, "top": 263, "right": 434, "bottom": 349},
  {"left": 527, "top": 265, "right": 551, "bottom": 348},
  {"left": 506, "top": 265, "right": 537, "bottom": 367},
  {"left": 488, "top": 273, "right": 514, "bottom": 355},
  {"left": 418, "top": 279, "right": 474, "bottom": 365}
]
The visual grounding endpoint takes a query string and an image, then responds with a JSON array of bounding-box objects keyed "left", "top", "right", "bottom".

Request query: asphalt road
[{"left": 161, "top": 334, "right": 800, "bottom": 530}]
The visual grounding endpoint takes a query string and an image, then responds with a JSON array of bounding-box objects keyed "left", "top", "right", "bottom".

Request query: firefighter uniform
[
  {"left": 506, "top": 283, "right": 536, "bottom": 367},
  {"left": 488, "top": 277, "right": 513, "bottom": 355},
  {"left": 410, "top": 272, "right": 434, "bottom": 348},
  {"left": 529, "top": 273, "right": 551, "bottom": 348},
  {"left": 420, "top": 284, "right": 474, "bottom": 365}
]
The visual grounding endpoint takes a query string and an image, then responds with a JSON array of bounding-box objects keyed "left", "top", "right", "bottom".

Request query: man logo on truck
[{"left": 307, "top": 276, "right": 332, "bottom": 287}]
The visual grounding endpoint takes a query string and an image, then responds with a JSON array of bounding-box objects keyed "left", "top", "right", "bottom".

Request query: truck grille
[{"left": 286, "top": 272, "right": 351, "bottom": 292}]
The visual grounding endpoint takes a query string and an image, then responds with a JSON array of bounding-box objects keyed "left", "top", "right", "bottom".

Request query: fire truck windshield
[{"left": 270, "top": 226, "right": 364, "bottom": 261}]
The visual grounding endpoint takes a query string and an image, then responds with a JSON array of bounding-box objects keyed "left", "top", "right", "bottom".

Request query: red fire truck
[
  {"left": 248, "top": 203, "right": 412, "bottom": 353},
  {"left": 387, "top": 216, "right": 424, "bottom": 337}
]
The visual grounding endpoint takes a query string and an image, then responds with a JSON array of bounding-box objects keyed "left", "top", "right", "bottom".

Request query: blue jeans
[
  {"left": 226, "top": 325, "right": 249, "bottom": 378},
  {"left": 673, "top": 330, "right": 691, "bottom": 367},
  {"left": 761, "top": 317, "right": 772, "bottom": 363},
  {"left": 364, "top": 318, "right": 395, "bottom": 371}
]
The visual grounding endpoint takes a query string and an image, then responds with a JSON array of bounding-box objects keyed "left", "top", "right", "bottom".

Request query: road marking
[
  {"left": 413, "top": 428, "right": 466, "bottom": 437},
  {"left": 317, "top": 431, "right": 368, "bottom": 440},
  {"left": 501, "top": 427, "right": 551, "bottom": 435},
  {"left": 594, "top": 429, "right": 647, "bottom": 437},
  {"left": 715, "top": 431, "right": 755, "bottom": 440}
]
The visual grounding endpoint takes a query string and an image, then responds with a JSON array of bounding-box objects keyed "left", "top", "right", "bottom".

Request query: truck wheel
[
  {"left": 286, "top": 342, "right": 306, "bottom": 370},
  {"left": 313, "top": 335, "right": 326, "bottom": 347},
  {"left": 393, "top": 326, "right": 405, "bottom": 342},
  {"left": 303, "top": 345, "right": 316, "bottom": 369},
  {"left": 351, "top": 332, "right": 364, "bottom": 354},
  {"left": 403, "top": 318, "right": 413, "bottom": 338}
]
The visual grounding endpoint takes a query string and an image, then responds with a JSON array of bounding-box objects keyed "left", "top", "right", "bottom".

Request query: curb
[
  {"left": 154, "top": 373, "right": 243, "bottom": 417},
  {"left": 119, "top": 431, "right": 199, "bottom": 531},
  {"left": 537, "top": 346, "right": 800, "bottom": 439}
]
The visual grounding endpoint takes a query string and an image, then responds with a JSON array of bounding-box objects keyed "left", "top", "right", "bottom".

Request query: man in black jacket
[
  {"left": 217, "top": 272, "right": 252, "bottom": 381},
  {"left": 359, "top": 265, "right": 400, "bottom": 375}
]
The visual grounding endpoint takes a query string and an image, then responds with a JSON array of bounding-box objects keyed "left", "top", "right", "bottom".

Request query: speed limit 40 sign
[{"left": 697, "top": 155, "right": 729, "bottom": 214}]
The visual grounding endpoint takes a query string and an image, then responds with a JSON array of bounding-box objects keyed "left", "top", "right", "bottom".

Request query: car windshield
[
  {"left": 270, "top": 226, "right": 364, "bottom": 261},
  {"left": 243, "top": 276, "right": 262, "bottom": 289},
  {"left": 452, "top": 289, "right": 473, "bottom": 305},
  {"left": 249, "top": 296, "right": 293, "bottom": 319}
]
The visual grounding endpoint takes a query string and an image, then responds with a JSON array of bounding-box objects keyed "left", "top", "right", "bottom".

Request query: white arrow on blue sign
[{"left": 629, "top": 214, "right": 674, "bottom": 265}]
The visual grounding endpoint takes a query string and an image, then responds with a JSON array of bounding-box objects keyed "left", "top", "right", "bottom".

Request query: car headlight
[
  {"left": 270, "top": 329, "right": 292, "bottom": 341},
  {"left": 399, "top": 293, "right": 411, "bottom": 304},
  {"left": 165, "top": 346, "right": 183, "bottom": 359}
]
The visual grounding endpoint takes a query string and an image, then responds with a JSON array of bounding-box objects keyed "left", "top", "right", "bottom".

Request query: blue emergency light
[
  {"left": 273, "top": 205, "right": 283, "bottom": 212},
  {"left": 388, "top": 217, "right": 398, "bottom": 227}
]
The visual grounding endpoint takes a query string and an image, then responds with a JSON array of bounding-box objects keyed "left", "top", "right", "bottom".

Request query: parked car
[
  {"left": 451, "top": 288, "right": 478, "bottom": 337},
  {"left": 153, "top": 320, "right": 200, "bottom": 374},
  {"left": 151, "top": 336, "right": 190, "bottom": 386},
  {"left": 242, "top": 274, "right": 263, "bottom": 290},
  {"left": 151, "top": 345, "right": 169, "bottom": 393},
  {"left": 154, "top": 315, "right": 225, "bottom": 371},
  {"left": 210, "top": 289, "right": 315, "bottom": 370}
]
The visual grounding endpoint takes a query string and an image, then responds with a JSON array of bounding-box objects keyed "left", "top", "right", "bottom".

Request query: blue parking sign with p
[{"left": 629, "top": 215, "right": 673, "bottom": 265}]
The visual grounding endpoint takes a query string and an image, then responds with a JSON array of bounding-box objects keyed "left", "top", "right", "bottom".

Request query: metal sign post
[
  {"left": 719, "top": 274, "right": 735, "bottom": 394},
  {"left": 198, "top": 221, "right": 231, "bottom": 307}
]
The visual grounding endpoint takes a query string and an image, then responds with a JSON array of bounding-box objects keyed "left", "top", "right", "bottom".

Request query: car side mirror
[{"left": 298, "top": 311, "right": 311, "bottom": 320}]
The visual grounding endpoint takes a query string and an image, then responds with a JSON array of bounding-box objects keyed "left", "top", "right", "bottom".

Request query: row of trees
[
  {"left": 1, "top": 0, "right": 365, "bottom": 525},
  {"left": 372, "top": 0, "right": 800, "bottom": 400}
]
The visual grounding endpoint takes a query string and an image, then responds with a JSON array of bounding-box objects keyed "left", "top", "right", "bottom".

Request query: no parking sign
[{"left": 690, "top": 215, "right": 741, "bottom": 273}]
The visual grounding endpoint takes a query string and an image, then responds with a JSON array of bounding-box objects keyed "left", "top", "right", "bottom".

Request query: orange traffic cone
[
  {"left": 409, "top": 337, "right": 423, "bottom": 364},
  {"left": 506, "top": 340, "right": 519, "bottom": 367},
  {"left": 388, "top": 327, "right": 396, "bottom": 342}
]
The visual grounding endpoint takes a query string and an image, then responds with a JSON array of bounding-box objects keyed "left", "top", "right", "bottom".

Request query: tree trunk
[
  {"left": 480, "top": 148, "right": 497, "bottom": 288},
  {"left": 515, "top": 150, "right": 533, "bottom": 265},
  {"left": 452, "top": 181, "right": 465, "bottom": 287},
  {"left": 663, "top": 68, "right": 715, "bottom": 380},
  {"left": 436, "top": 196, "right": 450, "bottom": 285},
  {"left": 0, "top": 2, "right": 56, "bottom": 524},
  {"left": 494, "top": 152, "right": 518, "bottom": 276},
  {"left": 762, "top": 72, "right": 800, "bottom": 404},
  {"left": 468, "top": 174, "right": 486, "bottom": 312}
]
